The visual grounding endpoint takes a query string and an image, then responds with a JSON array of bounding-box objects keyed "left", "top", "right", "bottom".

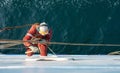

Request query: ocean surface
[{"left": 0, "top": 0, "right": 120, "bottom": 55}]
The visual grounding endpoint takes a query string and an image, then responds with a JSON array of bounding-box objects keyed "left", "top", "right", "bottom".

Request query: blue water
[{"left": 0, "top": 0, "right": 120, "bottom": 54}]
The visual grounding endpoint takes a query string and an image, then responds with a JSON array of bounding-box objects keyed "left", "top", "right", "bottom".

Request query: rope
[
  {"left": 47, "top": 46, "right": 57, "bottom": 56},
  {"left": 0, "top": 24, "right": 32, "bottom": 32},
  {"left": 108, "top": 51, "right": 120, "bottom": 55},
  {"left": 1, "top": 24, "right": 120, "bottom": 47},
  {"left": 49, "top": 42, "right": 120, "bottom": 47},
  {"left": 0, "top": 39, "right": 120, "bottom": 47}
]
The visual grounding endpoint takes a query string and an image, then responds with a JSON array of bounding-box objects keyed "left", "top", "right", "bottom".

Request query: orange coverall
[{"left": 23, "top": 23, "right": 52, "bottom": 56}]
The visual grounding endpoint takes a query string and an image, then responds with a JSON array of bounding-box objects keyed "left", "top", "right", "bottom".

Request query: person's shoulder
[
  {"left": 32, "top": 23, "right": 40, "bottom": 28},
  {"left": 32, "top": 23, "right": 39, "bottom": 26}
]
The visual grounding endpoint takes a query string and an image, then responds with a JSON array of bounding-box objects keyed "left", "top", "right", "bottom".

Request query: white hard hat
[
  {"left": 40, "top": 22, "right": 48, "bottom": 26},
  {"left": 39, "top": 22, "right": 49, "bottom": 36}
]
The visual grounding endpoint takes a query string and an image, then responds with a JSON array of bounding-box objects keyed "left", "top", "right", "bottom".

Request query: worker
[{"left": 23, "top": 22, "right": 52, "bottom": 57}]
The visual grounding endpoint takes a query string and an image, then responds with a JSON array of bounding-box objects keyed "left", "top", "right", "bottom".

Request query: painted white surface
[{"left": 0, "top": 55, "right": 120, "bottom": 73}]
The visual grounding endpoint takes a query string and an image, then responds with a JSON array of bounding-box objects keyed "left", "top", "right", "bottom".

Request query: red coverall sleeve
[
  {"left": 46, "top": 29, "right": 52, "bottom": 42},
  {"left": 23, "top": 25, "right": 36, "bottom": 47}
]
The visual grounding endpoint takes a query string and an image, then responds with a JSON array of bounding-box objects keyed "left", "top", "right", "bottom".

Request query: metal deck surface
[{"left": 0, "top": 55, "right": 120, "bottom": 73}]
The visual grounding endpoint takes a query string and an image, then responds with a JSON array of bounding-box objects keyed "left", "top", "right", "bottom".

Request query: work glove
[{"left": 28, "top": 46, "right": 39, "bottom": 53}]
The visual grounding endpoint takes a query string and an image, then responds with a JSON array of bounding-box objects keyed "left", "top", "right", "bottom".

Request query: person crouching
[{"left": 23, "top": 22, "right": 52, "bottom": 57}]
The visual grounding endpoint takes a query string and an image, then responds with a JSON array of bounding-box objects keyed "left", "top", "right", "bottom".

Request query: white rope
[
  {"left": 1, "top": 39, "right": 120, "bottom": 47},
  {"left": 47, "top": 46, "right": 57, "bottom": 56},
  {"left": 49, "top": 42, "right": 120, "bottom": 47}
]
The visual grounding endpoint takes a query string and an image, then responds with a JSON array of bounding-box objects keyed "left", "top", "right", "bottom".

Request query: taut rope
[{"left": 0, "top": 39, "right": 120, "bottom": 47}]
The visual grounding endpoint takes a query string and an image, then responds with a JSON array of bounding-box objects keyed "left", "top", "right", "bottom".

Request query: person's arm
[
  {"left": 23, "top": 24, "right": 37, "bottom": 47},
  {"left": 46, "top": 29, "right": 52, "bottom": 42}
]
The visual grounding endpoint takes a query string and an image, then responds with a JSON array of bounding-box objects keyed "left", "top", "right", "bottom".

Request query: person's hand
[
  {"left": 31, "top": 38, "right": 42, "bottom": 44},
  {"left": 28, "top": 46, "right": 39, "bottom": 53}
]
